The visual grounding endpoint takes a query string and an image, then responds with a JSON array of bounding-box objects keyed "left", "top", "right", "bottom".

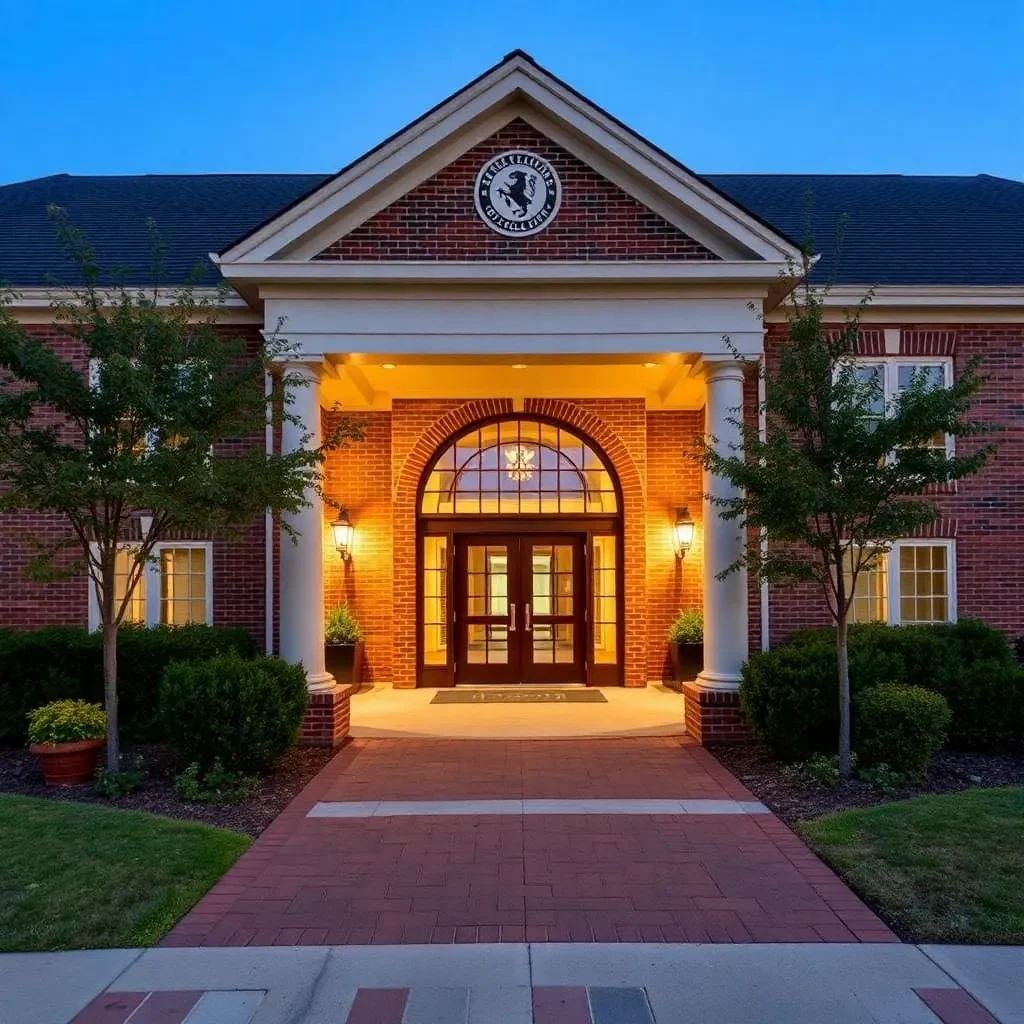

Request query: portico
[{"left": 215, "top": 50, "right": 803, "bottom": 743}]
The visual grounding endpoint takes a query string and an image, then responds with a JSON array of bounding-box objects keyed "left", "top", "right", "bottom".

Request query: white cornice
[
  {"left": 817, "top": 285, "right": 1024, "bottom": 308},
  {"left": 3, "top": 286, "right": 261, "bottom": 324},
  {"left": 4, "top": 286, "right": 250, "bottom": 308},
  {"left": 221, "top": 259, "right": 792, "bottom": 285}
]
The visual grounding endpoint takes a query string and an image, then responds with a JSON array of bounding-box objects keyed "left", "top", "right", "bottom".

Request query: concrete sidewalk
[{"left": 2, "top": 943, "right": 1021, "bottom": 1024}]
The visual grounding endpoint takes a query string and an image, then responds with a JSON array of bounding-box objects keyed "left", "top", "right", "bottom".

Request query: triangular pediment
[
  {"left": 216, "top": 52, "right": 801, "bottom": 271},
  {"left": 314, "top": 118, "right": 721, "bottom": 263}
]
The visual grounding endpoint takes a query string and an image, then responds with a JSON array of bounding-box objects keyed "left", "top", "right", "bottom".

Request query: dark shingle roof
[{"left": 1, "top": 170, "right": 1022, "bottom": 288}]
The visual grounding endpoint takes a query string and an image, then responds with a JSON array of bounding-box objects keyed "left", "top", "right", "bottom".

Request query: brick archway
[{"left": 391, "top": 398, "right": 646, "bottom": 688}]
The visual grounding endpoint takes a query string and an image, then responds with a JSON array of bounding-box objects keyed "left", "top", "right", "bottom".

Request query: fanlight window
[{"left": 421, "top": 419, "right": 618, "bottom": 515}]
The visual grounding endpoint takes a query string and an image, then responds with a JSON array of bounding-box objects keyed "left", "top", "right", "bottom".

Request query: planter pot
[
  {"left": 668, "top": 641, "right": 703, "bottom": 689},
  {"left": 325, "top": 640, "right": 365, "bottom": 686},
  {"left": 30, "top": 739, "right": 103, "bottom": 787}
]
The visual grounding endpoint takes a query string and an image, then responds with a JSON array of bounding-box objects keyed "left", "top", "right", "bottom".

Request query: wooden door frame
[
  {"left": 453, "top": 533, "right": 522, "bottom": 686},
  {"left": 417, "top": 515, "right": 623, "bottom": 687}
]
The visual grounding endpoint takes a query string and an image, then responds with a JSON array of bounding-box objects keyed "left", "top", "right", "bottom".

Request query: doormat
[{"left": 431, "top": 689, "right": 607, "bottom": 704}]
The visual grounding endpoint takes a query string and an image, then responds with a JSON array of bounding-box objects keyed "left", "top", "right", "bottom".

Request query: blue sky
[{"left": 2, "top": 0, "right": 1021, "bottom": 183}]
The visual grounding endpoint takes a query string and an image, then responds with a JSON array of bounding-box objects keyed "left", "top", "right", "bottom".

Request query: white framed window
[
  {"left": 88, "top": 542, "right": 213, "bottom": 629},
  {"left": 852, "top": 357, "right": 955, "bottom": 456},
  {"left": 844, "top": 539, "right": 956, "bottom": 626}
]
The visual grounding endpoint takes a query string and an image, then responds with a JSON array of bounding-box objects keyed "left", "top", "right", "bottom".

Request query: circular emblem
[{"left": 474, "top": 150, "right": 561, "bottom": 237}]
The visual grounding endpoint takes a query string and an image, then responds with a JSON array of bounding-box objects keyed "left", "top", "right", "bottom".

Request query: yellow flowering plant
[{"left": 27, "top": 700, "right": 106, "bottom": 746}]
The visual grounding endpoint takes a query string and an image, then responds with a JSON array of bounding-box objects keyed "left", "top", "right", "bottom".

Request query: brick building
[{"left": 2, "top": 52, "right": 1021, "bottom": 743}]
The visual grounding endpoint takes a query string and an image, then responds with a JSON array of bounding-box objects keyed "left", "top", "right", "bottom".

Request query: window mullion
[
  {"left": 147, "top": 548, "right": 161, "bottom": 627},
  {"left": 887, "top": 544, "right": 899, "bottom": 626}
]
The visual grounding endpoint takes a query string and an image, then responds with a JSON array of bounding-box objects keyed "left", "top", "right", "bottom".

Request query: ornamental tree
[
  {"left": 0, "top": 211, "right": 362, "bottom": 772},
  {"left": 699, "top": 270, "right": 995, "bottom": 780}
]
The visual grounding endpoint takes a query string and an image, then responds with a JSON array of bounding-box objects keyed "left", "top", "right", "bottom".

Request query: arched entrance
[{"left": 417, "top": 415, "right": 624, "bottom": 686}]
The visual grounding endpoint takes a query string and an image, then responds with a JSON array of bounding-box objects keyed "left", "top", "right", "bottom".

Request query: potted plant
[
  {"left": 667, "top": 609, "right": 703, "bottom": 689},
  {"left": 325, "top": 604, "right": 365, "bottom": 685},
  {"left": 28, "top": 699, "right": 107, "bottom": 786}
]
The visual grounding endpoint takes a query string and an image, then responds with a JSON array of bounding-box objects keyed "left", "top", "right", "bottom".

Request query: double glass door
[{"left": 455, "top": 533, "right": 585, "bottom": 684}]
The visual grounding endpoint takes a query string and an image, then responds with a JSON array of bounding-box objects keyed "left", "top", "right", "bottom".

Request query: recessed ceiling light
[
  {"left": 512, "top": 363, "right": 527, "bottom": 369},
  {"left": 381, "top": 363, "right": 396, "bottom": 370},
  {"left": 643, "top": 361, "right": 658, "bottom": 369}
]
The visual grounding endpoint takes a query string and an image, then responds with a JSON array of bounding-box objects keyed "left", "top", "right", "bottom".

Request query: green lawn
[
  {"left": 0, "top": 795, "right": 250, "bottom": 951},
  {"left": 801, "top": 787, "right": 1024, "bottom": 944}
]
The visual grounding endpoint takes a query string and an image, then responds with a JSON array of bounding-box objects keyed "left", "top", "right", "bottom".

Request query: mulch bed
[
  {"left": 710, "top": 740, "right": 1024, "bottom": 828},
  {"left": 0, "top": 743, "right": 336, "bottom": 837}
]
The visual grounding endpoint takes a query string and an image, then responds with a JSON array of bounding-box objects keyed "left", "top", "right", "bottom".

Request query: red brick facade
[
  {"left": 316, "top": 399, "right": 707, "bottom": 691},
  {"left": 0, "top": 325, "right": 269, "bottom": 642},
  {"left": 682, "top": 683, "right": 749, "bottom": 745},
  {"left": 765, "top": 323, "right": 1024, "bottom": 644},
  {"left": 315, "top": 120, "right": 719, "bottom": 263}
]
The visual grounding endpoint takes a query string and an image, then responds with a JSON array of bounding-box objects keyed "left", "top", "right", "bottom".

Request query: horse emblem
[{"left": 497, "top": 170, "right": 538, "bottom": 220}]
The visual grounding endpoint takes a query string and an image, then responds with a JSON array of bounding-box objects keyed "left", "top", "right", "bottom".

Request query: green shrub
[
  {"left": 0, "top": 624, "right": 257, "bottom": 745},
  {"left": 668, "top": 609, "right": 703, "bottom": 644},
  {"left": 783, "top": 752, "right": 857, "bottom": 789},
  {"left": 94, "top": 766, "right": 146, "bottom": 799},
  {"left": 855, "top": 683, "right": 951, "bottom": 778},
  {"left": 160, "top": 654, "right": 308, "bottom": 774},
  {"left": 856, "top": 762, "right": 908, "bottom": 794},
  {"left": 325, "top": 605, "right": 362, "bottom": 644},
  {"left": 942, "top": 659, "right": 1024, "bottom": 752},
  {"left": 741, "top": 641, "right": 904, "bottom": 761},
  {"left": 174, "top": 760, "right": 258, "bottom": 803},
  {"left": 26, "top": 699, "right": 106, "bottom": 745},
  {"left": 742, "top": 619, "right": 1016, "bottom": 758}
]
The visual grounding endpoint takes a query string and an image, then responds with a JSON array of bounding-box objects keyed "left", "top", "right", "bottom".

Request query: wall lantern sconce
[
  {"left": 673, "top": 507, "right": 694, "bottom": 560},
  {"left": 331, "top": 511, "right": 354, "bottom": 561}
]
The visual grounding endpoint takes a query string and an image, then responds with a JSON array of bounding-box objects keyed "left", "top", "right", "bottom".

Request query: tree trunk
[
  {"left": 100, "top": 564, "right": 120, "bottom": 773},
  {"left": 836, "top": 614, "right": 851, "bottom": 781}
]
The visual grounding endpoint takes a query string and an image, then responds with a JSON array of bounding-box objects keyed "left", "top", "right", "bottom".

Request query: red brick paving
[{"left": 165, "top": 738, "right": 897, "bottom": 946}]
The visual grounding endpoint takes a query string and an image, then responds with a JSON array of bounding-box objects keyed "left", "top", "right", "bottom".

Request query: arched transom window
[{"left": 421, "top": 418, "right": 618, "bottom": 515}]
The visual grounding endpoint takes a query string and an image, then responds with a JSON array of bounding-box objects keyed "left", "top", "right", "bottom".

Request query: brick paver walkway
[{"left": 165, "top": 738, "right": 897, "bottom": 947}]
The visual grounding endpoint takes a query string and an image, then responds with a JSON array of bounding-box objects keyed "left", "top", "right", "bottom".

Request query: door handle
[
  {"left": 524, "top": 603, "right": 532, "bottom": 632},
  {"left": 509, "top": 603, "right": 516, "bottom": 632}
]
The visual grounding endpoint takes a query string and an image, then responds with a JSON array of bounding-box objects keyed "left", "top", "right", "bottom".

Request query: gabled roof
[
  {"left": 1, "top": 48, "right": 1021, "bottom": 290},
  {"left": 2, "top": 170, "right": 1022, "bottom": 288},
  {"left": 213, "top": 51, "right": 802, "bottom": 268}
]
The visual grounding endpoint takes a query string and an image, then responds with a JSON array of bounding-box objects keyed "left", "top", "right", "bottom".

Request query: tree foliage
[
  {"left": 0, "top": 210, "right": 362, "bottom": 769},
  {"left": 699, "top": 267, "right": 996, "bottom": 777}
]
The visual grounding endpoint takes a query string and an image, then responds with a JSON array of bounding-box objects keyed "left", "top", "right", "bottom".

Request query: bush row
[
  {"left": 741, "top": 619, "right": 1024, "bottom": 760},
  {"left": 0, "top": 624, "right": 257, "bottom": 745}
]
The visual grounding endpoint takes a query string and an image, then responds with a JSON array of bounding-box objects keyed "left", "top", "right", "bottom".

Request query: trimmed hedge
[
  {"left": 855, "top": 683, "right": 951, "bottom": 778},
  {"left": 160, "top": 654, "right": 308, "bottom": 774},
  {"left": 0, "top": 624, "right": 257, "bottom": 745},
  {"left": 741, "top": 619, "right": 1024, "bottom": 760}
]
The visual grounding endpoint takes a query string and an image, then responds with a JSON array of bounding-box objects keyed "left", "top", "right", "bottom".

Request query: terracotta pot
[
  {"left": 30, "top": 739, "right": 103, "bottom": 787},
  {"left": 325, "top": 641, "right": 365, "bottom": 686}
]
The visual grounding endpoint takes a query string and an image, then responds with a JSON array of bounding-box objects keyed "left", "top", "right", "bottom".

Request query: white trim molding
[
  {"left": 87, "top": 541, "right": 214, "bottom": 631},
  {"left": 847, "top": 538, "right": 958, "bottom": 627}
]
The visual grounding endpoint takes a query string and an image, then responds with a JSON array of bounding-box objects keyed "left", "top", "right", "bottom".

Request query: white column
[
  {"left": 697, "top": 360, "right": 749, "bottom": 690},
  {"left": 279, "top": 359, "right": 334, "bottom": 692}
]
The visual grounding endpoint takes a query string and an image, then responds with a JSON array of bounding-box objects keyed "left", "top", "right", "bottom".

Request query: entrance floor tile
[{"left": 165, "top": 738, "right": 897, "bottom": 947}]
